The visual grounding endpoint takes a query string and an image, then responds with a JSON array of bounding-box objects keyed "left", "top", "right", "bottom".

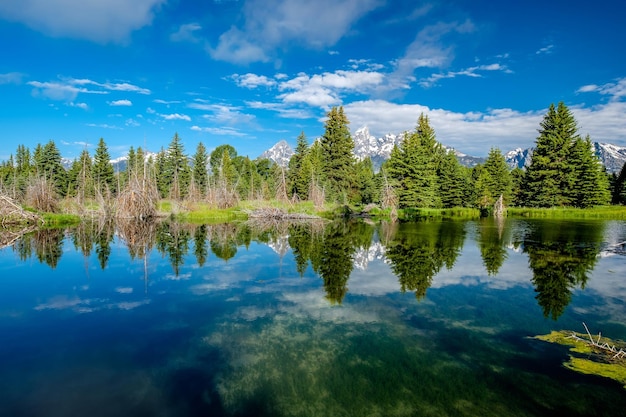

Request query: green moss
[{"left": 535, "top": 330, "right": 626, "bottom": 388}]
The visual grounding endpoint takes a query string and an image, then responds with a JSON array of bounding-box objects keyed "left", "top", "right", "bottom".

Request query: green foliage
[
  {"left": 164, "top": 133, "right": 191, "bottom": 199},
  {"left": 287, "top": 131, "right": 310, "bottom": 199},
  {"left": 93, "top": 138, "right": 115, "bottom": 194},
  {"left": 523, "top": 102, "right": 610, "bottom": 208},
  {"left": 320, "top": 106, "right": 357, "bottom": 203},
  {"left": 36, "top": 140, "right": 68, "bottom": 196},
  {"left": 192, "top": 142, "right": 209, "bottom": 198},
  {"left": 386, "top": 114, "right": 443, "bottom": 209}
]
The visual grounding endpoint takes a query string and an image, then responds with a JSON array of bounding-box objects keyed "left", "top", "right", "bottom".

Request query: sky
[{"left": 1, "top": 0, "right": 626, "bottom": 162}]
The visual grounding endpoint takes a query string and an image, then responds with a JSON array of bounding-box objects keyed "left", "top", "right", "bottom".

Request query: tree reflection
[
  {"left": 477, "top": 218, "right": 510, "bottom": 276},
  {"left": 33, "top": 228, "right": 65, "bottom": 268},
  {"left": 156, "top": 221, "right": 191, "bottom": 275},
  {"left": 193, "top": 224, "right": 208, "bottom": 266},
  {"left": 383, "top": 221, "right": 466, "bottom": 300},
  {"left": 521, "top": 220, "right": 604, "bottom": 320}
]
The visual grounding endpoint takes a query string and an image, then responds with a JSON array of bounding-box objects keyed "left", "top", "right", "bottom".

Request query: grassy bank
[{"left": 508, "top": 206, "right": 626, "bottom": 219}]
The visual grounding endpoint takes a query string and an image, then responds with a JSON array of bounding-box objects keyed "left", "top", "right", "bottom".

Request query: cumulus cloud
[
  {"left": 159, "top": 113, "right": 191, "bottom": 121},
  {"left": 343, "top": 100, "right": 544, "bottom": 155},
  {"left": 109, "top": 99, "right": 132, "bottom": 106},
  {"left": 0, "top": 0, "right": 165, "bottom": 43},
  {"left": 277, "top": 70, "right": 384, "bottom": 107},
  {"left": 209, "top": 0, "right": 382, "bottom": 64},
  {"left": 231, "top": 73, "right": 277, "bottom": 89}
]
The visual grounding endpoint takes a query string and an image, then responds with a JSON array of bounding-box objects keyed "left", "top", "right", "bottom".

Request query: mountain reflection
[{"left": 4, "top": 218, "right": 610, "bottom": 314}]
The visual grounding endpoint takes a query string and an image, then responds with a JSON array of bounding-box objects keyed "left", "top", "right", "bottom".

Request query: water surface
[{"left": 1, "top": 218, "right": 626, "bottom": 416}]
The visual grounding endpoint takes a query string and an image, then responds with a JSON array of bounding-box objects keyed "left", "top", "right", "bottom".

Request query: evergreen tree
[
  {"left": 155, "top": 147, "right": 169, "bottom": 198},
  {"left": 386, "top": 113, "right": 442, "bottom": 208},
  {"left": 355, "top": 157, "right": 376, "bottom": 204},
  {"left": 437, "top": 151, "right": 467, "bottom": 208},
  {"left": 67, "top": 149, "right": 94, "bottom": 199},
  {"left": 38, "top": 140, "right": 67, "bottom": 196},
  {"left": 319, "top": 106, "right": 356, "bottom": 203},
  {"left": 93, "top": 138, "right": 115, "bottom": 194},
  {"left": 287, "top": 131, "right": 309, "bottom": 199},
  {"left": 164, "top": 133, "right": 191, "bottom": 199},
  {"left": 482, "top": 147, "right": 513, "bottom": 206},
  {"left": 522, "top": 102, "right": 579, "bottom": 207},
  {"left": 613, "top": 162, "right": 626, "bottom": 205},
  {"left": 192, "top": 142, "right": 209, "bottom": 198},
  {"left": 569, "top": 135, "right": 610, "bottom": 207}
]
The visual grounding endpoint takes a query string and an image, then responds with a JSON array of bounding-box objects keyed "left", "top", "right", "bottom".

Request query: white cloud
[
  {"left": 191, "top": 126, "right": 248, "bottom": 136},
  {"left": 343, "top": 100, "right": 543, "bottom": 155},
  {"left": 28, "top": 77, "right": 150, "bottom": 101},
  {"left": 0, "top": 72, "right": 24, "bottom": 84},
  {"left": 28, "top": 80, "right": 107, "bottom": 101},
  {"left": 231, "top": 73, "right": 277, "bottom": 89},
  {"left": 69, "top": 102, "right": 89, "bottom": 110},
  {"left": 170, "top": 22, "right": 202, "bottom": 43},
  {"left": 109, "top": 99, "right": 132, "bottom": 106},
  {"left": 420, "top": 62, "right": 512, "bottom": 88},
  {"left": 277, "top": 70, "right": 384, "bottom": 107},
  {"left": 160, "top": 113, "right": 191, "bottom": 121},
  {"left": 0, "top": 0, "right": 165, "bottom": 43},
  {"left": 536, "top": 44, "right": 554, "bottom": 55},
  {"left": 86, "top": 123, "right": 120, "bottom": 130},
  {"left": 343, "top": 98, "right": 626, "bottom": 155},
  {"left": 209, "top": 0, "right": 382, "bottom": 64},
  {"left": 577, "top": 77, "right": 626, "bottom": 102},
  {"left": 388, "top": 20, "right": 476, "bottom": 91}
]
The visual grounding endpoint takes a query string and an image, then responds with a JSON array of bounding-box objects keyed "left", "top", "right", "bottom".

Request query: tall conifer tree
[{"left": 320, "top": 106, "right": 356, "bottom": 203}]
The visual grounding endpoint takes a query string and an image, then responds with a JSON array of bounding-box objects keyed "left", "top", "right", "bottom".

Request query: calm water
[{"left": 1, "top": 218, "right": 626, "bottom": 416}]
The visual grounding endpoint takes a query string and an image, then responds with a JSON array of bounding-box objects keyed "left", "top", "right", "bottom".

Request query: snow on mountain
[
  {"left": 504, "top": 148, "right": 533, "bottom": 170},
  {"left": 352, "top": 241, "right": 386, "bottom": 271},
  {"left": 258, "top": 139, "right": 294, "bottom": 167},
  {"left": 594, "top": 142, "right": 626, "bottom": 173}
]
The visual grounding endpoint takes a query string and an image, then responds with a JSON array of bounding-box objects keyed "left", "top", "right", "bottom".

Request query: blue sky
[{"left": 1, "top": 0, "right": 626, "bottom": 162}]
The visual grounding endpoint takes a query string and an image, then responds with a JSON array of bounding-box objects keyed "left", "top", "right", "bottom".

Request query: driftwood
[
  {"left": 0, "top": 194, "right": 43, "bottom": 227},
  {"left": 567, "top": 322, "right": 626, "bottom": 360}
]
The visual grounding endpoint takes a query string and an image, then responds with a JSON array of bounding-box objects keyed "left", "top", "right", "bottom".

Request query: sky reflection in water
[{"left": 1, "top": 218, "right": 626, "bottom": 416}]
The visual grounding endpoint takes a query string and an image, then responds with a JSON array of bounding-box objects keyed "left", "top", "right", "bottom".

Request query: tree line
[{"left": 1, "top": 101, "right": 624, "bottom": 213}]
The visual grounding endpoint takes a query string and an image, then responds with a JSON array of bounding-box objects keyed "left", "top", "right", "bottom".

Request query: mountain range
[{"left": 260, "top": 126, "right": 626, "bottom": 174}]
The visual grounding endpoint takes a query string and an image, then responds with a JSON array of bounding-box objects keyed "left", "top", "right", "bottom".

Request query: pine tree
[
  {"left": 386, "top": 113, "right": 442, "bottom": 208},
  {"left": 483, "top": 147, "right": 513, "bottom": 205},
  {"left": 569, "top": 135, "right": 610, "bottom": 207},
  {"left": 164, "top": 133, "right": 191, "bottom": 199},
  {"left": 287, "top": 131, "right": 309, "bottom": 199},
  {"left": 522, "top": 102, "right": 578, "bottom": 207},
  {"left": 320, "top": 106, "right": 356, "bottom": 203},
  {"left": 93, "top": 138, "right": 115, "bottom": 194},
  {"left": 437, "top": 151, "right": 467, "bottom": 208},
  {"left": 192, "top": 142, "right": 209, "bottom": 198},
  {"left": 38, "top": 140, "right": 67, "bottom": 196},
  {"left": 613, "top": 162, "right": 626, "bottom": 205}
]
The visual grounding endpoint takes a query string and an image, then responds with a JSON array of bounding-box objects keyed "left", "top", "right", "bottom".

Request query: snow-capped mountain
[
  {"left": 258, "top": 139, "right": 294, "bottom": 167},
  {"left": 594, "top": 142, "right": 626, "bottom": 173},
  {"left": 259, "top": 131, "right": 626, "bottom": 173},
  {"left": 504, "top": 148, "right": 533, "bottom": 170}
]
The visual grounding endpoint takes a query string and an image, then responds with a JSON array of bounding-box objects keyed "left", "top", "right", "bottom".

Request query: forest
[{"left": 1, "top": 101, "right": 625, "bottom": 220}]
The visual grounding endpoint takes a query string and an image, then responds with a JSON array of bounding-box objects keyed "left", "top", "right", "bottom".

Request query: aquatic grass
[
  {"left": 398, "top": 207, "right": 481, "bottom": 221},
  {"left": 509, "top": 206, "right": 626, "bottom": 219},
  {"left": 41, "top": 212, "right": 81, "bottom": 226}
]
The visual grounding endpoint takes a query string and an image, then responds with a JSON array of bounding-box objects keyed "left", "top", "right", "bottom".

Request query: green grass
[
  {"left": 397, "top": 207, "right": 482, "bottom": 221},
  {"left": 41, "top": 213, "right": 81, "bottom": 226},
  {"left": 509, "top": 206, "right": 626, "bottom": 219}
]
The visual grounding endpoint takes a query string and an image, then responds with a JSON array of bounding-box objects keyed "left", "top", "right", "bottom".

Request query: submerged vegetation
[{"left": 535, "top": 324, "right": 626, "bottom": 389}]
